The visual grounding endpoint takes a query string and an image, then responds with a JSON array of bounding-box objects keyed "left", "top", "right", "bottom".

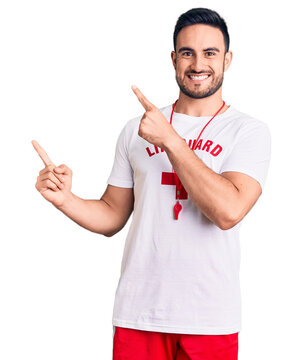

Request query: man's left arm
[{"left": 163, "top": 135, "right": 262, "bottom": 230}]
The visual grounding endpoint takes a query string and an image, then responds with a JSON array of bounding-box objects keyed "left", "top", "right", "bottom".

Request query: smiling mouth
[{"left": 187, "top": 74, "right": 211, "bottom": 81}]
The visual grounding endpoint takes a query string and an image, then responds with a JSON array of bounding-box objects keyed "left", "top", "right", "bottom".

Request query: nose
[{"left": 190, "top": 53, "right": 208, "bottom": 73}]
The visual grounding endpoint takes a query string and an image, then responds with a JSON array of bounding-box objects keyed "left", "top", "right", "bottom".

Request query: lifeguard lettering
[
  {"left": 146, "top": 145, "right": 165, "bottom": 157},
  {"left": 145, "top": 138, "right": 223, "bottom": 157}
]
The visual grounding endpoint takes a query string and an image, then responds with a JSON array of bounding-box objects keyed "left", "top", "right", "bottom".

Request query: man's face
[{"left": 171, "top": 24, "right": 232, "bottom": 99}]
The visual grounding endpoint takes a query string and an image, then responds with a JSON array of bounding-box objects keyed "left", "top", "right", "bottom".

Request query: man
[{"left": 32, "top": 7, "right": 271, "bottom": 360}]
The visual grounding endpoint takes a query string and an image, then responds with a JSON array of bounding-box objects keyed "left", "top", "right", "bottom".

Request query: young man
[{"left": 32, "top": 7, "right": 271, "bottom": 360}]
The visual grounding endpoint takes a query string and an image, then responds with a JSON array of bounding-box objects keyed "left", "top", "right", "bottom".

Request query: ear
[
  {"left": 223, "top": 50, "right": 233, "bottom": 72},
  {"left": 171, "top": 50, "right": 177, "bottom": 70}
]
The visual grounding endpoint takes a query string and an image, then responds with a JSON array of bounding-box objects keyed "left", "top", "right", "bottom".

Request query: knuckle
[{"left": 53, "top": 175, "right": 61, "bottom": 185}]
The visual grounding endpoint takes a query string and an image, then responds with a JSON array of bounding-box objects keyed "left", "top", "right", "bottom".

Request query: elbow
[
  {"left": 102, "top": 229, "right": 118, "bottom": 237},
  {"left": 217, "top": 211, "right": 242, "bottom": 231},
  {"left": 103, "top": 232, "right": 114, "bottom": 238},
  {"left": 217, "top": 220, "right": 237, "bottom": 231},
  {"left": 102, "top": 223, "right": 125, "bottom": 237}
]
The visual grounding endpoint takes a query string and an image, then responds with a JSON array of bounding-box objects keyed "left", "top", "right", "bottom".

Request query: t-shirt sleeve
[
  {"left": 106, "top": 124, "right": 134, "bottom": 188},
  {"left": 219, "top": 121, "right": 271, "bottom": 191}
]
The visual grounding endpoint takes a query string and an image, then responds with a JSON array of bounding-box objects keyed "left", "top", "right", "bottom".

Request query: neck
[{"left": 174, "top": 90, "right": 228, "bottom": 117}]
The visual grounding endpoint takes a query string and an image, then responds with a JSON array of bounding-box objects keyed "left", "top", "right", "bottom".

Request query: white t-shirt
[{"left": 106, "top": 103, "right": 271, "bottom": 335}]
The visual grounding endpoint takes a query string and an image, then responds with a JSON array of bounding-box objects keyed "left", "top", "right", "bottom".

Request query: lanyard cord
[{"left": 170, "top": 99, "right": 226, "bottom": 199}]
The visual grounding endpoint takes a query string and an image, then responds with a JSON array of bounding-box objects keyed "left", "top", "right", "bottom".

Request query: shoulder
[{"left": 228, "top": 106, "right": 271, "bottom": 138}]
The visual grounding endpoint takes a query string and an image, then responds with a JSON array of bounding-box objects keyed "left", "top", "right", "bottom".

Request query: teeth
[{"left": 189, "top": 75, "right": 209, "bottom": 80}]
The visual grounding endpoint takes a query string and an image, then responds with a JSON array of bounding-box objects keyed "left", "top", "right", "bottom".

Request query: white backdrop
[{"left": 1, "top": 0, "right": 302, "bottom": 359}]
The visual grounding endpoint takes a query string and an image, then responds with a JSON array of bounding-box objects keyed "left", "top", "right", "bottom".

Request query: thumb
[
  {"left": 54, "top": 165, "right": 65, "bottom": 173},
  {"left": 54, "top": 164, "right": 72, "bottom": 176}
]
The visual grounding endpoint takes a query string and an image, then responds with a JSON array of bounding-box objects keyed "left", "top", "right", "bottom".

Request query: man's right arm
[{"left": 56, "top": 185, "right": 134, "bottom": 237}]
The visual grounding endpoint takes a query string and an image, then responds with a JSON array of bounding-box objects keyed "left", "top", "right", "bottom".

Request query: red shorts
[{"left": 113, "top": 326, "right": 238, "bottom": 360}]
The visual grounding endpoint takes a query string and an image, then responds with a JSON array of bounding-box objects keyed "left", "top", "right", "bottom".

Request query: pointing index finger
[
  {"left": 31, "top": 140, "right": 54, "bottom": 167},
  {"left": 131, "top": 85, "right": 154, "bottom": 111}
]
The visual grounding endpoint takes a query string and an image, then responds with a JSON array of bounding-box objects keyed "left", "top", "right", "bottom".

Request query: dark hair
[{"left": 173, "top": 8, "right": 230, "bottom": 53}]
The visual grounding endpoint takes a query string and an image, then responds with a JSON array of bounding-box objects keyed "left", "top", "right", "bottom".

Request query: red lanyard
[{"left": 169, "top": 99, "right": 225, "bottom": 219}]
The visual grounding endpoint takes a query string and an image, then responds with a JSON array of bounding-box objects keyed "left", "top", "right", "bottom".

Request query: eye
[
  {"left": 205, "top": 51, "right": 216, "bottom": 56},
  {"left": 182, "top": 51, "right": 192, "bottom": 56}
]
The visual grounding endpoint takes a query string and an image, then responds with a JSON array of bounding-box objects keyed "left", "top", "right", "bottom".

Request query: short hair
[{"left": 173, "top": 8, "right": 230, "bottom": 53}]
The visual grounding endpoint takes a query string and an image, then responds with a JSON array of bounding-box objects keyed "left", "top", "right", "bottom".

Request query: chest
[{"left": 128, "top": 119, "right": 238, "bottom": 177}]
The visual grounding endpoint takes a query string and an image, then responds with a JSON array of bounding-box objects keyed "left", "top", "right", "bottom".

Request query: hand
[
  {"left": 131, "top": 85, "right": 180, "bottom": 149},
  {"left": 32, "top": 140, "right": 73, "bottom": 208}
]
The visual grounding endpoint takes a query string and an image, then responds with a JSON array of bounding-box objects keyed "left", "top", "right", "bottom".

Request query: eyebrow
[{"left": 177, "top": 47, "right": 220, "bottom": 53}]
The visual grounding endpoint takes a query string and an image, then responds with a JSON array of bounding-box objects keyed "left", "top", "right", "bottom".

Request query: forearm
[
  {"left": 55, "top": 192, "right": 117, "bottom": 236},
  {"left": 163, "top": 135, "right": 240, "bottom": 229}
]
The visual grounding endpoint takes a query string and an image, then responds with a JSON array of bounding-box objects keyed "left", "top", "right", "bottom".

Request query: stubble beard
[{"left": 175, "top": 68, "right": 224, "bottom": 99}]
